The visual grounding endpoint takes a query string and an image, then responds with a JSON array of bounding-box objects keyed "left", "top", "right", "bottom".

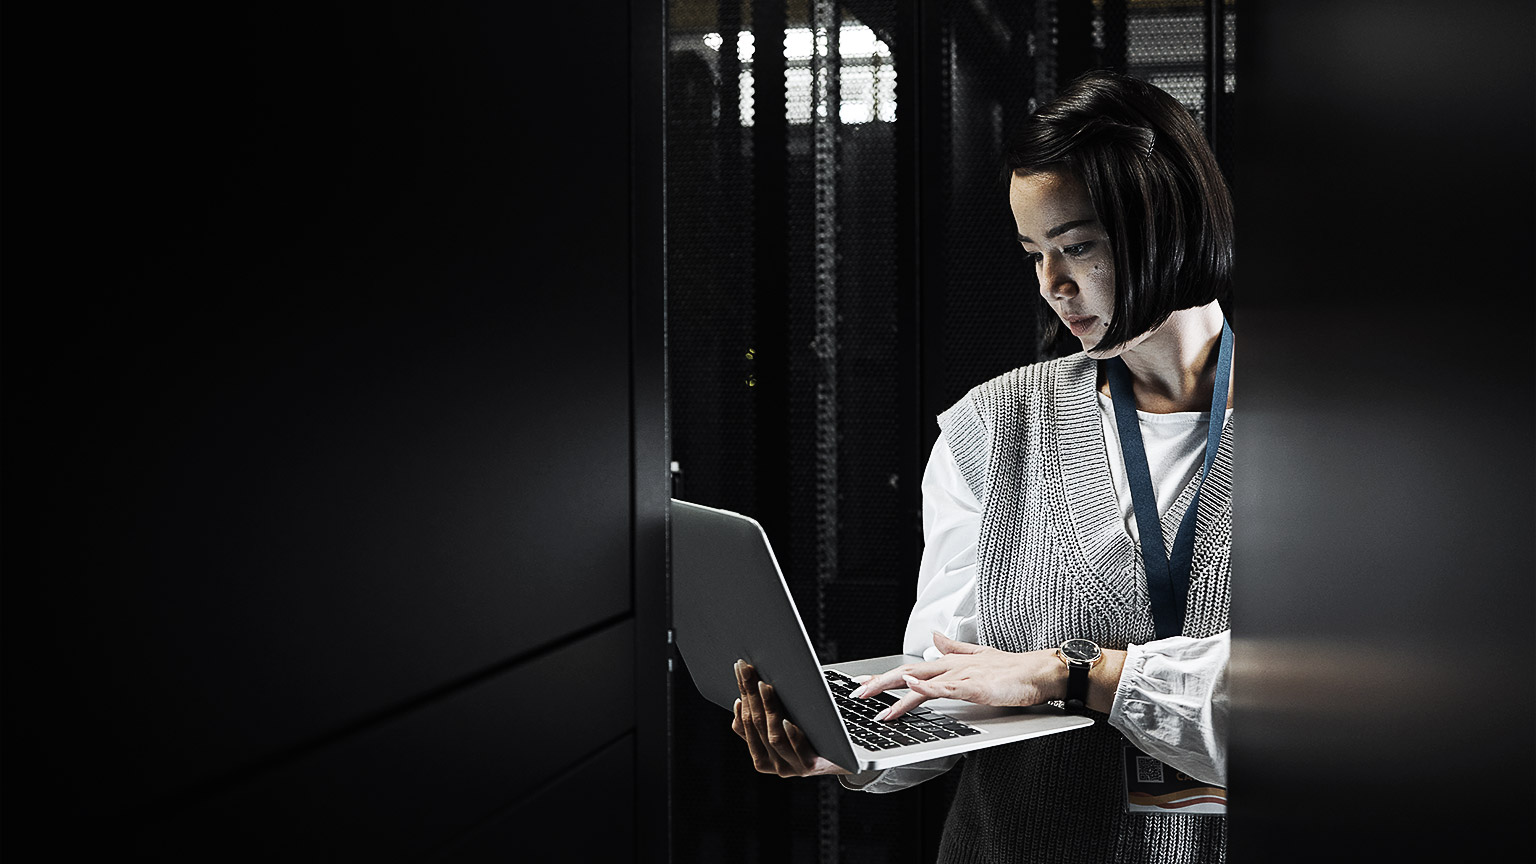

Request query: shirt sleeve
[
  {"left": 903, "top": 436, "right": 981, "bottom": 660},
  {"left": 844, "top": 436, "right": 979, "bottom": 794},
  {"left": 1108, "top": 630, "right": 1230, "bottom": 787},
  {"left": 838, "top": 752, "right": 964, "bottom": 794}
]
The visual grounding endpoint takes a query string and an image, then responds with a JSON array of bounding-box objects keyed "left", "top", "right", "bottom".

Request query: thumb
[{"left": 932, "top": 630, "right": 985, "bottom": 654}]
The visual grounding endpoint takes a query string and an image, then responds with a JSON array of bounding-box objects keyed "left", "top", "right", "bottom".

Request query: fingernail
[
  {"left": 849, "top": 685, "right": 868, "bottom": 699},
  {"left": 853, "top": 674, "right": 873, "bottom": 683},
  {"left": 873, "top": 708, "right": 890, "bottom": 722},
  {"left": 902, "top": 674, "right": 919, "bottom": 687}
]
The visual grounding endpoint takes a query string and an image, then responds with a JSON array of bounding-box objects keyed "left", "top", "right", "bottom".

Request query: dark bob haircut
[{"left": 1007, "top": 70, "right": 1234, "bottom": 355}]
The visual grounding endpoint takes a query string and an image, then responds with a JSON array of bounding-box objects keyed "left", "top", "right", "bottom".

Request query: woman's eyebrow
[{"left": 1018, "top": 218, "right": 1098, "bottom": 244}]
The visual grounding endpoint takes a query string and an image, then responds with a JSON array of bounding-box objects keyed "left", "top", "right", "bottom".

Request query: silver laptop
[{"left": 671, "top": 498, "right": 1092, "bottom": 773}]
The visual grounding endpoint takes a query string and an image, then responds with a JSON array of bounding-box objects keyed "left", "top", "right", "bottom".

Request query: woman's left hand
[{"left": 850, "top": 632, "right": 1070, "bottom": 721}]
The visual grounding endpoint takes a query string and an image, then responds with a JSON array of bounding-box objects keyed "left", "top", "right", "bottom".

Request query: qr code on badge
[{"left": 1136, "top": 756, "right": 1165, "bottom": 784}]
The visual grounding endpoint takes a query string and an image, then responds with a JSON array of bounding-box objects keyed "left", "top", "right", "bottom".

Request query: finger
[
  {"left": 758, "top": 681, "right": 801, "bottom": 768},
  {"left": 731, "top": 698, "right": 747, "bottom": 741},
  {"left": 932, "top": 631, "right": 986, "bottom": 655},
  {"left": 759, "top": 678, "right": 782, "bottom": 714},
  {"left": 736, "top": 694, "right": 781, "bottom": 774},
  {"left": 874, "top": 680, "right": 936, "bottom": 722},
  {"left": 735, "top": 659, "right": 753, "bottom": 701},
  {"left": 852, "top": 669, "right": 913, "bottom": 698},
  {"left": 741, "top": 669, "right": 794, "bottom": 774},
  {"left": 784, "top": 720, "right": 852, "bottom": 777},
  {"left": 782, "top": 719, "right": 821, "bottom": 770},
  {"left": 736, "top": 664, "right": 764, "bottom": 733},
  {"left": 739, "top": 663, "right": 766, "bottom": 729},
  {"left": 902, "top": 673, "right": 979, "bottom": 705},
  {"left": 736, "top": 659, "right": 762, "bottom": 697},
  {"left": 852, "top": 661, "right": 948, "bottom": 699}
]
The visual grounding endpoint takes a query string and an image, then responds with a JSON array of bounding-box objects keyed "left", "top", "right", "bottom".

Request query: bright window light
[{"left": 698, "top": 23, "right": 896, "bottom": 127}]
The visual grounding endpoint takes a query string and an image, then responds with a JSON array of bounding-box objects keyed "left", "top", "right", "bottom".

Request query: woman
[{"left": 733, "top": 70, "right": 1235, "bottom": 863}]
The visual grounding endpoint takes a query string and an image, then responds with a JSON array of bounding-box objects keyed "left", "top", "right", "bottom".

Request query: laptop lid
[{"left": 670, "top": 498, "right": 860, "bottom": 770}]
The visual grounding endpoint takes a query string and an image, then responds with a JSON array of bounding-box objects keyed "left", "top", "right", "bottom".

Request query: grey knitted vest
[{"left": 933, "top": 352, "right": 1232, "bottom": 864}]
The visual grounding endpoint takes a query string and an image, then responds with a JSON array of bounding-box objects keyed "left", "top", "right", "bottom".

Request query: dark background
[
  {"left": 4, "top": 2, "right": 668, "bottom": 860},
  {"left": 4, "top": 1, "right": 1533, "bottom": 862},
  {"left": 1229, "top": 1, "right": 1534, "bottom": 859}
]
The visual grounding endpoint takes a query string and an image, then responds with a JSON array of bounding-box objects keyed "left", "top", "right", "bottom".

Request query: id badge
[{"left": 1121, "top": 744, "right": 1227, "bottom": 815}]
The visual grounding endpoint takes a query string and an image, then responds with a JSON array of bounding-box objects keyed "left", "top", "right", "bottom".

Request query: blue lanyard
[{"left": 1104, "top": 320, "right": 1233, "bottom": 639}]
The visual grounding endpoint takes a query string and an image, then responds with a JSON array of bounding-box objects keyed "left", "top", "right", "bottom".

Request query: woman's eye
[
  {"left": 1063, "top": 242, "right": 1094, "bottom": 257},
  {"left": 1022, "top": 250, "right": 1043, "bottom": 265}
]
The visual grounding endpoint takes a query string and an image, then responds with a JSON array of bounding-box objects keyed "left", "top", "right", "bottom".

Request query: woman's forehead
[{"left": 1009, "top": 171, "right": 1096, "bottom": 231}]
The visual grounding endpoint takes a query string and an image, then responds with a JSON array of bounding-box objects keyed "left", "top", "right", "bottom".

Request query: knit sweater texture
[{"left": 934, "top": 352, "right": 1232, "bottom": 864}]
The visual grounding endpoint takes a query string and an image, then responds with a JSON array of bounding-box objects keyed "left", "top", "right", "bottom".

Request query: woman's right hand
[{"left": 732, "top": 660, "right": 852, "bottom": 777}]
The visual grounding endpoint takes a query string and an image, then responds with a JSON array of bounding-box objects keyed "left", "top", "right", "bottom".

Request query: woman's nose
[{"left": 1038, "top": 255, "right": 1076, "bottom": 300}]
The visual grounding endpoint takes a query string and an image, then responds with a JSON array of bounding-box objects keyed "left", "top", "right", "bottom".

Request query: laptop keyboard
[{"left": 823, "top": 669, "right": 983, "bottom": 751}]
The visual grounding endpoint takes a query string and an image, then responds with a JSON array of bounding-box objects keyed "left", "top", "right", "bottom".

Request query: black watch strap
[{"left": 1066, "top": 662, "right": 1090, "bottom": 708}]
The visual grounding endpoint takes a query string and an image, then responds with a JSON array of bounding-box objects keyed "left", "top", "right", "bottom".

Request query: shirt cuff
[
  {"left": 1108, "top": 633, "right": 1229, "bottom": 787},
  {"left": 837, "top": 754, "right": 963, "bottom": 794},
  {"left": 838, "top": 769, "right": 887, "bottom": 791}
]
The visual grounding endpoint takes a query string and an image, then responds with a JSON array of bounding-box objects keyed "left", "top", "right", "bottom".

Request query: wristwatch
[{"left": 1056, "top": 638, "right": 1103, "bottom": 710}]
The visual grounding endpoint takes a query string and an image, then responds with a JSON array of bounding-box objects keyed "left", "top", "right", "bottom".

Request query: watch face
[{"left": 1061, "top": 638, "right": 1100, "bottom": 661}]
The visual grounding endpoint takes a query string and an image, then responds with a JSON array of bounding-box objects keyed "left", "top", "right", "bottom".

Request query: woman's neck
[{"left": 1097, "top": 302, "right": 1232, "bottom": 414}]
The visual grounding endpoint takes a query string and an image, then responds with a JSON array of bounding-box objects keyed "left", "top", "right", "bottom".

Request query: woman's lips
[{"left": 1065, "top": 315, "right": 1098, "bottom": 337}]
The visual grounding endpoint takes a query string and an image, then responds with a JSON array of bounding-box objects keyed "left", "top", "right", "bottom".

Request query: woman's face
[{"left": 1010, "top": 170, "right": 1123, "bottom": 357}]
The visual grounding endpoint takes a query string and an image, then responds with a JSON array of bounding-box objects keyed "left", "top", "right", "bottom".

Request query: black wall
[
  {"left": 3, "top": 2, "right": 668, "bottom": 860},
  {"left": 1230, "top": 1, "right": 1534, "bottom": 859}
]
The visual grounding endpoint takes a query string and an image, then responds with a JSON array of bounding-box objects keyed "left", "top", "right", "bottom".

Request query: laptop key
[{"left": 837, "top": 701, "right": 879, "bottom": 718}]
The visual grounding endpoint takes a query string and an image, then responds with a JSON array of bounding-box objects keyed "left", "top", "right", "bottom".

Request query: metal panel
[
  {"left": 136, "top": 621, "right": 637, "bottom": 861},
  {"left": 432, "top": 734, "right": 638, "bottom": 862},
  {"left": 633, "top": 0, "right": 675, "bottom": 860},
  {"left": 1230, "top": 1, "right": 1535, "bottom": 859},
  {"left": 6, "top": 2, "right": 653, "bottom": 859}
]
